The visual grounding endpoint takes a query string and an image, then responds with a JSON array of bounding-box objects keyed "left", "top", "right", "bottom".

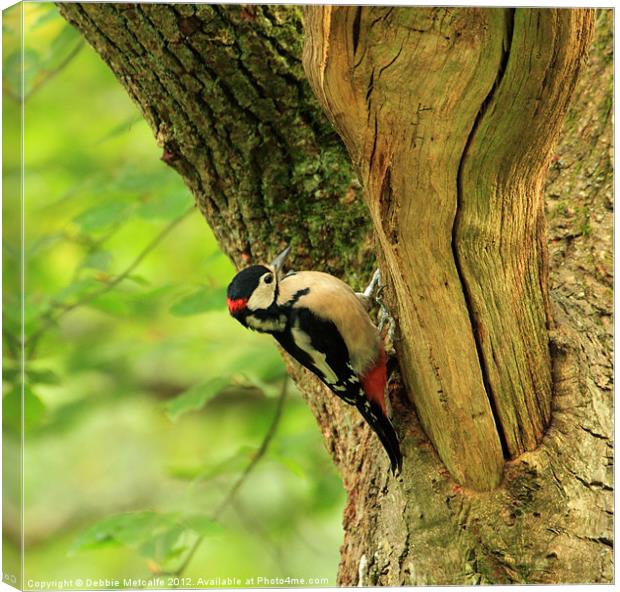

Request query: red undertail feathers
[{"left": 361, "top": 345, "right": 387, "bottom": 414}]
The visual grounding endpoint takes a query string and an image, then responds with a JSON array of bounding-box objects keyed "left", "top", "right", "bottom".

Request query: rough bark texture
[
  {"left": 303, "top": 6, "right": 594, "bottom": 490},
  {"left": 58, "top": 4, "right": 612, "bottom": 585},
  {"left": 57, "top": 3, "right": 374, "bottom": 277}
]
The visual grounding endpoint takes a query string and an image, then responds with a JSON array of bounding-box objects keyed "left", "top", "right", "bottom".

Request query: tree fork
[{"left": 303, "top": 6, "right": 594, "bottom": 490}]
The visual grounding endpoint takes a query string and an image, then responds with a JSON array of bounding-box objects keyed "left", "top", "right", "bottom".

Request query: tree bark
[
  {"left": 303, "top": 6, "right": 594, "bottom": 490},
  {"left": 56, "top": 3, "right": 374, "bottom": 277},
  {"left": 58, "top": 4, "right": 612, "bottom": 584}
]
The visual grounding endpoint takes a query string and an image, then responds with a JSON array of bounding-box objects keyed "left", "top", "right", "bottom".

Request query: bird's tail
[{"left": 356, "top": 399, "right": 403, "bottom": 475}]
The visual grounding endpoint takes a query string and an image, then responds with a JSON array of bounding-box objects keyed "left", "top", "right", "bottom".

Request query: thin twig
[
  {"left": 2, "top": 83, "right": 21, "bottom": 102},
  {"left": 213, "top": 377, "right": 288, "bottom": 517},
  {"left": 161, "top": 376, "right": 289, "bottom": 579},
  {"left": 25, "top": 207, "right": 194, "bottom": 352},
  {"left": 3, "top": 40, "right": 85, "bottom": 104}
]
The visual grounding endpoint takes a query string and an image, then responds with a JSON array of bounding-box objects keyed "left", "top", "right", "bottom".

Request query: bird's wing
[
  {"left": 274, "top": 307, "right": 361, "bottom": 406},
  {"left": 278, "top": 271, "right": 380, "bottom": 375}
]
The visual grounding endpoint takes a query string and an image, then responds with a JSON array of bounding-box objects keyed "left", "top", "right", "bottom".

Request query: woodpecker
[{"left": 226, "top": 246, "right": 403, "bottom": 474}]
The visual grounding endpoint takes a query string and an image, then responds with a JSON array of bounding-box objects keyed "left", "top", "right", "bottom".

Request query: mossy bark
[
  {"left": 58, "top": 3, "right": 373, "bottom": 279},
  {"left": 58, "top": 4, "right": 612, "bottom": 584}
]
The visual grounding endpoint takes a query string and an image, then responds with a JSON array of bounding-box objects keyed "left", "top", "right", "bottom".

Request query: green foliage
[
  {"left": 167, "top": 445, "right": 257, "bottom": 482},
  {"left": 163, "top": 377, "right": 230, "bottom": 421},
  {"left": 71, "top": 511, "right": 222, "bottom": 568},
  {"left": 169, "top": 286, "right": 227, "bottom": 317},
  {"left": 3, "top": 384, "right": 46, "bottom": 433},
  {"left": 3, "top": 3, "right": 82, "bottom": 99},
  {"left": 3, "top": 3, "right": 344, "bottom": 587},
  {"left": 74, "top": 202, "right": 132, "bottom": 233}
]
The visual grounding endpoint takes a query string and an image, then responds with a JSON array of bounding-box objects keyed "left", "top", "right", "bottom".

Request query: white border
[{"left": 0, "top": 2, "right": 616, "bottom": 592}]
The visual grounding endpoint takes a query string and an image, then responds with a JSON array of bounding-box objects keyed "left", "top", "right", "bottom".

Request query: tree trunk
[
  {"left": 58, "top": 4, "right": 612, "bottom": 584},
  {"left": 303, "top": 5, "right": 594, "bottom": 490}
]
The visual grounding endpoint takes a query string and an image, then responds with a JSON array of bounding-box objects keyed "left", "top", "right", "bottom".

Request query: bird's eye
[{"left": 264, "top": 274, "right": 273, "bottom": 284}]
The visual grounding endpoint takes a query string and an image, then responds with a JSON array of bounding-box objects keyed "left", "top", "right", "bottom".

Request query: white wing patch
[
  {"left": 291, "top": 320, "right": 339, "bottom": 385},
  {"left": 346, "top": 364, "right": 359, "bottom": 385}
]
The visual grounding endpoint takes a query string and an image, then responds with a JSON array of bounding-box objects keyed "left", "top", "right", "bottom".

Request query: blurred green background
[{"left": 3, "top": 3, "right": 344, "bottom": 587}]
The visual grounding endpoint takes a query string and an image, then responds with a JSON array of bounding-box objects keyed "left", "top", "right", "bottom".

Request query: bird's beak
[{"left": 270, "top": 245, "right": 291, "bottom": 275}]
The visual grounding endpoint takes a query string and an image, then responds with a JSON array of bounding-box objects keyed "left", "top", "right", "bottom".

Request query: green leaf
[
  {"left": 52, "top": 277, "right": 102, "bottom": 303},
  {"left": 125, "top": 274, "right": 150, "bottom": 287},
  {"left": 163, "top": 377, "right": 230, "bottom": 421},
  {"left": 108, "top": 167, "right": 164, "bottom": 193},
  {"left": 139, "top": 523, "right": 189, "bottom": 562},
  {"left": 136, "top": 190, "right": 191, "bottom": 220},
  {"left": 22, "top": 48, "right": 42, "bottom": 94},
  {"left": 70, "top": 515, "right": 128, "bottom": 552},
  {"left": 165, "top": 463, "right": 205, "bottom": 481},
  {"left": 89, "top": 292, "right": 132, "bottom": 316},
  {"left": 96, "top": 114, "right": 143, "bottom": 145},
  {"left": 25, "top": 367, "right": 61, "bottom": 386},
  {"left": 25, "top": 232, "right": 65, "bottom": 260},
  {"left": 181, "top": 515, "right": 224, "bottom": 538},
  {"left": 2, "top": 306, "right": 21, "bottom": 341},
  {"left": 50, "top": 25, "right": 80, "bottom": 59},
  {"left": 2, "top": 387, "right": 21, "bottom": 433},
  {"left": 234, "top": 346, "right": 286, "bottom": 386},
  {"left": 129, "top": 285, "right": 173, "bottom": 316},
  {"left": 81, "top": 250, "right": 113, "bottom": 271},
  {"left": 30, "top": 5, "right": 59, "bottom": 30},
  {"left": 269, "top": 453, "right": 306, "bottom": 479},
  {"left": 167, "top": 446, "right": 256, "bottom": 482},
  {"left": 24, "top": 385, "right": 46, "bottom": 430},
  {"left": 74, "top": 202, "right": 131, "bottom": 232},
  {"left": 71, "top": 511, "right": 172, "bottom": 553},
  {"left": 3, "top": 50, "right": 23, "bottom": 95},
  {"left": 2, "top": 384, "right": 46, "bottom": 433},
  {"left": 169, "top": 286, "right": 226, "bottom": 317},
  {"left": 2, "top": 359, "right": 20, "bottom": 384},
  {"left": 197, "top": 446, "right": 256, "bottom": 481},
  {"left": 71, "top": 511, "right": 221, "bottom": 562}
]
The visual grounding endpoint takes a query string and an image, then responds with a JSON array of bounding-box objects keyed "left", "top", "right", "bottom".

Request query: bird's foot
[
  {"left": 356, "top": 269, "right": 382, "bottom": 310},
  {"left": 363, "top": 268, "right": 382, "bottom": 300},
  {"left": 357, "top": 269, "right": 399, "bottom": 353},
  {"left": 378, "top": 297, "right": 400, "bottom": 355}
]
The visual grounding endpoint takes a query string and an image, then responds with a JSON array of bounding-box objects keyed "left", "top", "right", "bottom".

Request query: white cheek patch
[
  {"left": 291, "top": 321, "right": 339, "bottom": 385},
  {"left": 246, "top": 315, "right": 287, "bottom": 333},
  {"left": 247, "top": 281, "right": 276, "bottom": 311}
]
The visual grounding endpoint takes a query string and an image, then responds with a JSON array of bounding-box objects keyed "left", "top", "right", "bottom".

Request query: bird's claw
[
  {"left": 357, "top": 269, "right": 399, "bottom": 352},
  {"left": 356, "top": 269, "right": 382, "bottom": 311},
  {"left": 363, "top": 269, "right": 382, "bottom": 300}
]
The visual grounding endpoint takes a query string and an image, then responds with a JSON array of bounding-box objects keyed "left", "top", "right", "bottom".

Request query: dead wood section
[{"left": 303, "top": 6, "right": 594, "bottom": 490}]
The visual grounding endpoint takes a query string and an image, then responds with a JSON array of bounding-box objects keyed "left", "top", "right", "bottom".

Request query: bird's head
[{"left": 226, "top": 246, "right": 291, "bottom": 323}]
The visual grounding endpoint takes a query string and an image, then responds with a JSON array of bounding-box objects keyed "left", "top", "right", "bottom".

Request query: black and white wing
[{"left": 273, "top": 307, "right": 361, "bottom": 406}]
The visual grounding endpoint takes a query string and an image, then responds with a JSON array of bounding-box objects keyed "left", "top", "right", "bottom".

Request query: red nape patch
[
  {"left": 361, "top": 345, "right": 388, "bottom": 414},
  {"left": 227, "top": 297, "right": 248, "bottom": 314}
]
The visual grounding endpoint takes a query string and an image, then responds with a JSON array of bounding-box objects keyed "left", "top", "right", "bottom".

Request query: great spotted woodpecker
[{"left": 226, "top": 246, "right": 403, "bottom": 474}]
